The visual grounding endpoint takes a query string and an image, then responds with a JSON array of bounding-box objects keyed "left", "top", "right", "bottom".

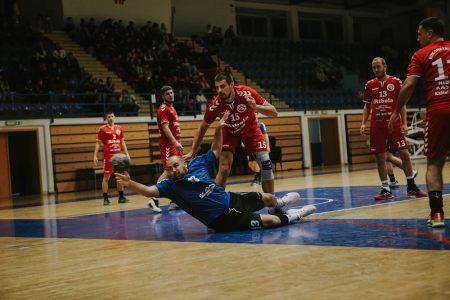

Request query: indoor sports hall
[{"left": 1, "top": 0, "right": 449, "bottom": 299}]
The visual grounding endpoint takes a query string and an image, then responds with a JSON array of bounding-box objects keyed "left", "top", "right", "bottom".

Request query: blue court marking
[{"left": 0, "top": 184, "right": 449, "bottom": 250}]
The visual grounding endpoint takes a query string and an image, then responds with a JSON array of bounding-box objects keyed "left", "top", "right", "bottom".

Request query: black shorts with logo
[{"left": 208, "top": 192, "right": 265, "bottom": 232}]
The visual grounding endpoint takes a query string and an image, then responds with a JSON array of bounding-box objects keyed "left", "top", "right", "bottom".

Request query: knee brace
[{"left": 254, "top": 151, "right": 274, "bottom": 181}]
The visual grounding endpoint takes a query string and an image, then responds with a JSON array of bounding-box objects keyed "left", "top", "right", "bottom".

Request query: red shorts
[
  {"left": 424, "top": 109, "right": 450, "bottom": 158},
  {"left": 160, "top": 142, "right": 183, "bottom": 169},
  {"left": 103, "top": 154, "right": 115, "bottom": 174},
  {"left": 370, "top": 125, "right": 408, "bottom": 154},
  {"left": 222, "top": 128, "right": 268, "bottom": 154}
]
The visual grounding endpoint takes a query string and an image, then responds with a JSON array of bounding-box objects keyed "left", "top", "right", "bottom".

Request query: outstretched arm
[
  {"left": 211, "top": 111, "right": 230, "bottom": 158},
  {"left": 184, "top": 120, "right": 210, "bottom": 160},
  {"left": 115, "top": 172, "right": 160, "bottom": 197}
]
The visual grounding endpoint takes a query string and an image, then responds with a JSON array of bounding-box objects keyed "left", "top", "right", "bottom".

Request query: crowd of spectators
[{"left": 65, "top": 17, "right": 218, "bottom": 115}]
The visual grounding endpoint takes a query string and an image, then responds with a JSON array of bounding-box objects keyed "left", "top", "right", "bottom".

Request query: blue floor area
[{"left": 1, "top": 184, "right": 449, "bottom": 250}]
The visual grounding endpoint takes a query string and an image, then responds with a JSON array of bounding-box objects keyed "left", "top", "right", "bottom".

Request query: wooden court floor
[{"left": 1, "top": 159, "right": 450, "bottom": 299}]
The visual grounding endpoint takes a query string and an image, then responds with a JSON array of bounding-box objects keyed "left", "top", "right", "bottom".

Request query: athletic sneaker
[
  {"left": 287, "top": 205, "right": 317, "bottom": 222},
  {"left": 407, "top": 186, "right": 427, "bottom": 198},
  {"left": 374, "top": 188, "right": 394, "bottom": 201},
  {"left": 250, "top": 180, "right": 258, "bottom": 186},
  {"left": 389, "top": 180, "right": 399, "bottom": 188},
  {"left": 148, "top": 198, "right": 162, "bottom": 213},
  {"left": 168, "top": 201, "right": 180, "bottom": 210},
  {"left": 118, "top": 197, "right": 129, "bottom": 203},
  {"left": 103, "top": 198, "right": 111, "bottom": 206},
  {"left": 268, "top": 192, "right": 301, "bottom": 214},
  {"left": 427, "top": 212, "right": 445, "bottom": 228},
  {"left": 279, "top": 192, "right": 301, "bottom": 206}
]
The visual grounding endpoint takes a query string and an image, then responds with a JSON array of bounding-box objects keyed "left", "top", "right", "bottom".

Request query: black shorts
[{"left": 208, "top": 192, "right": 265, "bottom": 232}]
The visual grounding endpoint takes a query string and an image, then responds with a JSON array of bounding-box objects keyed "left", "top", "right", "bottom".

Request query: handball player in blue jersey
[{"left": 116, "top": 111, "right": 316, "bottom": 232}]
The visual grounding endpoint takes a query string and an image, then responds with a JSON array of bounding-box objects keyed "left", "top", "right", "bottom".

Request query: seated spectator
[
  {"left": 119, "top": 89, "right": 139, "bottom": 115},
  {"left": 195, "top": 90, "right": 208, "bottom": 112}
]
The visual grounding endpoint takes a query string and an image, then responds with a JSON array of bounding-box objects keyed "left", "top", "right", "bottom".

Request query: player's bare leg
[
  {"left": 262, "top": 179, "right": 274, "bottom": 195},
  {"left": 373, "top": 152, "right": 393, "bottom": 200},
  {"left": 102, "top": 173, "right": 111, "bottom": 205},
  {"left": 426, "top": 156, "right": 445, "bottom": 227},
  {"left": 396, "top": 149, "right": 413, "bottom": 177}
]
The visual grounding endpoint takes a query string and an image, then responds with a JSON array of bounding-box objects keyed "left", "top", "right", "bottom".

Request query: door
[
  {"left": 320, "top": 118, "right": 341, "bottom": 166},
  {"left": 308, "top": 117, "right": 341, "bottom": 167},
  {"left": 0, "top": 133, "right": 12, "bottom": 203},
  {"left": 8, "top": 131, "right": 41, "bottom": 196}
]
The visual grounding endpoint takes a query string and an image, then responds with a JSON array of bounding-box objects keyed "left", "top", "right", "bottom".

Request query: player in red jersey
[
  {"left": 148, "top": 85, "right": 184, "bottom": 213},
  {"left": 389, "top": 17, "right": 450, "bottom": 227},
  {"left": 360, "top": 57, "right": 426, "bottom": 201},
  {"left": 184, "top": 72, "right": 279, "bottom": 207},
  {"left": 94, "top": 112, "right": 130, "bottom": 205}
]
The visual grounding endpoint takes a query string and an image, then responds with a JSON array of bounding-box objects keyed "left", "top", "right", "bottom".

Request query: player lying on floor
[{"left": 115, "top": 111, "right": 316, "bottom": 232}]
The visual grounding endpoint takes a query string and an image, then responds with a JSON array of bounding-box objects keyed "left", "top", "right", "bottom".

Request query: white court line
[
  {"left": 313, "top": 193, "right": 450, "bottom": 216},
  {"left": 288, "top": 198, "right": 334, "bottom": 210}
]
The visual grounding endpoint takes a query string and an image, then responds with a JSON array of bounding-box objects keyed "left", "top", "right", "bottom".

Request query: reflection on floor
[{"left": 1, "top": 183, "right": 449, "bottom": 250}]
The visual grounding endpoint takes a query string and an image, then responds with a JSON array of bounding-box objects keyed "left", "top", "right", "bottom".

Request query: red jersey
[
  {"left": 97, "top": 124, "right": 124, "bottom": 156},
  {"left": 157, "top": 103, "right": 181, "bottom": 143},
  {"left": 204, "top": 85, "right": 266, "bottom": 135},
  {"left": 407, "top": 40, "right": 450, "bottom": 112},
  {"left": 363, "top": 76, "right": 402, "bottom": 127}
]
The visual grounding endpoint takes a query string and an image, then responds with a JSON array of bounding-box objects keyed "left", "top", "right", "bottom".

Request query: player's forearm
[
  {"left": 191, "top": 124, "right": 209, "bottom": 154},
  {"left": 256, "top": 104, "right": 278, "bottom": 117},
  {"left": 361, "top": 105, "right": 370, "bottom": 124},
  {"left": 211, "top": 125, "right": 223, "bottom": 155},
  {"left": 395, "top": 77, "right": 417, "bottom": 114},
  {"left": 162, "top": 126, "right": 178, "bottom": 144},
  {"left": 121, "top": 141, "right": 130, "bottom": 156},
  {"left": 127, "top": 180, "right": 158, "bottom": 197},
  {"left": 94, "top": 142, "right": 100, "bottom": 156},
  {"left": 400, "top": 106, "right": 408, "bottom": 126}
]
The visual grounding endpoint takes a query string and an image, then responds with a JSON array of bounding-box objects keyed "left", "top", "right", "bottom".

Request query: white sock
[{"left": 381, "top": 181, "right": 390, "bottom": 191}]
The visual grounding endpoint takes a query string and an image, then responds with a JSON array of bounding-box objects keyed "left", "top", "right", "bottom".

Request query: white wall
[
  {"left": 0, "top": 119, "right": 54, "bottom": 194},
  {"left": 171, "top": 0, "right": 235, "bottom": 37},
  {"left": 62, "top": 0, "right": 171, "bottom": 29}
]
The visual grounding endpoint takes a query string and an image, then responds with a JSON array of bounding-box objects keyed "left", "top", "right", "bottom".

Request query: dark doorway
[
  {"left": 8, "top": 131, "right": 41, "bottom": 196},
  {"left": 309, "top": 117, "right": 341, "bottom": 167}
]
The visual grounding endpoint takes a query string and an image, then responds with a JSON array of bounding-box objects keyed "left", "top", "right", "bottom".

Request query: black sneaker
[
  {"left": 118, "top": 197, "right": 129, "bottom": 203},
  {"left": 103, "top": 198, "right": 111, "bottom": 206}
]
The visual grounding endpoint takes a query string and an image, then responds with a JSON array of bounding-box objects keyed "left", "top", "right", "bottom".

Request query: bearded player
[
  {"left": 184, "top": 72, "right": 282, "bottom": 213},
  {"left": 360, "top": 57, "right": 426, "bottom": 201}
]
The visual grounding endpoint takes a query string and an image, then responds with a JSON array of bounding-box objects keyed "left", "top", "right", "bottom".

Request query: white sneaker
[
  {"left": 148, "top": 198, "right": 162, "bottom": 213},
  {"left": 287, "top": 205, "right": 317, "bottom": 222},
  {"left": 279, "top": 192, "right": 301, "bottom": 206},
  {"left": 413, "top": 170, "right": 418, "bottom": 179},
  {"left": 168, "top": 201, "right": 180, "bottom": 210}
]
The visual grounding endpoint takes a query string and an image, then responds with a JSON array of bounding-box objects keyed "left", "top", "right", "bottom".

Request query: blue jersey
[
  {"left": 258, "top": 121, "right": 267, "bottom": 134},
  {"left": 156, "top": 150, "right": 230, "bottom": 226}
]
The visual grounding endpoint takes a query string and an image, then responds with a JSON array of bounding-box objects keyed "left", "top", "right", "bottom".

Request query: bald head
[
  {"left": 167, "top": 156, "right": 184, "bottom": 165},
  {"left": 372, "top": 57, "right": 386, "bottom": 66}
]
